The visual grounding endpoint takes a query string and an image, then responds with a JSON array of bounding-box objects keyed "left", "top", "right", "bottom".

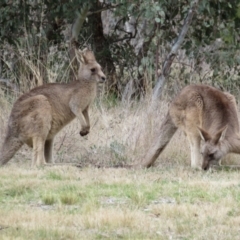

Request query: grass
[
  {"left": 0, "top": 96, "right": 240, "bottom": 239},
  {"left": 0, "top": 166, "right": 240, "bottom": 239}
]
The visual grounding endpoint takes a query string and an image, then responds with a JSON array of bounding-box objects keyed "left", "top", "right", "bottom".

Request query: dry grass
[
  {"left": 0, "top": 94, "right": 187, "bottom": 168},
  {"left": 0, "top": 166, "right": 240, "bottom": 239},
  {"left": 0, "top": 96, "right": 240, "bottom": 239}
]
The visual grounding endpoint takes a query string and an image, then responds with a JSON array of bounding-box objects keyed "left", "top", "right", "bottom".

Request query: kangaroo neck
[{"left": 70, "top": 79, "right": 97, "bottom": 88}]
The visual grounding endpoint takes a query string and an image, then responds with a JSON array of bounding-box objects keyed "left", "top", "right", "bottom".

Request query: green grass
[
  {"left": 45, "top": 171, "right": 66, "bottom": 180},
  {"left": 0, "top": 165, "right": 240, "bottom": 239},
  {"left": 42, "top": 193, "right": 57, "bottom": 205}
]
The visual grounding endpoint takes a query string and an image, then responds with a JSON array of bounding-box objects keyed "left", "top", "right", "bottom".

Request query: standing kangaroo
[
  {"left": 139, "top": 84, "right": 240, "bottom": 170},
  {"left": 0, "top": 49, "right": 106, "bottom": 166}
]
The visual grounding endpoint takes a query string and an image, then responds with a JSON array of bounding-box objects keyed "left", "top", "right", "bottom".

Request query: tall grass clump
[{"left": 42, "top": 193, "right": 57, "bottom": 205}]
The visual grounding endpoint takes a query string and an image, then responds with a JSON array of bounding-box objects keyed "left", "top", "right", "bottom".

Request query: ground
[
  {"left": 0, "top": 99, "right": 240, "bottom": 239},
  {"left": 0, "top": 165, "right": 240, "bottom": 239}
]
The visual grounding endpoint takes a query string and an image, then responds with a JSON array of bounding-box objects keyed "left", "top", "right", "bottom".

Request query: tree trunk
[
  {"left": 89, "top": 1, "right": 116, "bottom": 93},
  {"left": 69, "top": 4, "right": 89, "bottom": 81}
]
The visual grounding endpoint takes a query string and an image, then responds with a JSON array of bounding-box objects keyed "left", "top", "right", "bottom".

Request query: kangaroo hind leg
[
  {"left": 183, "top": 104, "right": 203, "bottom": 169},
  {"left": 23, "top": 95, "right": 52, "bottom": 167},
  {"left": 32, "top": 137, "right": 48, "bottom": 167},
  {"left": 187, "top": 134, "right": 202, "bottom": 169}
]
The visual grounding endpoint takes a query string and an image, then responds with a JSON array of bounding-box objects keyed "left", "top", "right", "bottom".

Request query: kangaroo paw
[{"left": 80, "top": 129, "right": 89, "bottom": 136}]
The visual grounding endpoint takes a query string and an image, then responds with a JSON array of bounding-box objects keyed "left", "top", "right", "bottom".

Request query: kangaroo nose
[
  {"left": 202, "top": 162, "right": 209, "bottom": 171},
  {"left": 101, "top": 76, "right": 106, "bottom": 82}
]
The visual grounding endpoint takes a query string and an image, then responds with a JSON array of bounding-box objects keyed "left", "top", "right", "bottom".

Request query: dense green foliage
[{"left": 0, "top": 0, "right": 240, "bottom": 96}]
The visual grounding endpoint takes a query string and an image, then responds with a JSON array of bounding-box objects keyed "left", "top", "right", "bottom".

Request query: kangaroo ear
[
  {"left": 214, "top": 125, "right": 228, "bottom": 144},
  {"left": 82, "top": 48, "right": 96, "bottom": 63},
  {"left": 75, "top": 48, "right": 95, "bottom": 64},
  {"left": 75, "top": 49, "right": 85, "bottom": 64},
  {"left": 198, "top": 127, "right": 211, "bottom": 142}
]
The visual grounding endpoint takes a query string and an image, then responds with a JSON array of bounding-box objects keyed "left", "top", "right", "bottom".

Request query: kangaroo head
[
  {"left": 76, "top": 48, "right": 106, "bottom": 83},
  {"left": 198, "top": 126, "right": 228, "bottom": 170}
]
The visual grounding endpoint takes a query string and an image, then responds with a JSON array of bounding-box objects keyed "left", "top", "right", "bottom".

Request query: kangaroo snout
[
  {"left": 99, "top": 74, "right": 106, "bottom": 83},
  {"left": 202, "top": 160, "right": 210, "bottom": 171}
]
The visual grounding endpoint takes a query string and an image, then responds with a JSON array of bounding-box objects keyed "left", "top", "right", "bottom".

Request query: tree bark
[{"left": 89, "top": 1, "right": 116, "bottom": 93}]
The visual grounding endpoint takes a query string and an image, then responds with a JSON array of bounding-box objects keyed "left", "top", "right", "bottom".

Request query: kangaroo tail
[{"left": 138, "top": 111, "right": 177, "bottom": 168}]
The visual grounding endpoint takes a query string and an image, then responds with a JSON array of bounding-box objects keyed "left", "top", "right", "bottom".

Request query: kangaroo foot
[{"left": 80, "top": 129, "right": 89, "bottom": 136}]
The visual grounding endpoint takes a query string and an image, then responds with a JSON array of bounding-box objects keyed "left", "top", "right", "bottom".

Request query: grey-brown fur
[
  {"left": 0, "top": 49, "right": 106, "bottom": 166},
  {"left": 139, "top": 84, "right": 240, "bottom": 170}
]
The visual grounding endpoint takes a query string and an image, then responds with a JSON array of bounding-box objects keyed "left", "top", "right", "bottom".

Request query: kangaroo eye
[{"left": 91, "top": 68, "right": 96, "bottom": 73}]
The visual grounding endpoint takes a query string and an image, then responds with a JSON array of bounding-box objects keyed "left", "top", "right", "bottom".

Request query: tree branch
[
  {"left": 87, "top": 4, "right": 122, "bottom": 16},
  {"left": 71, "top": 4, "right": 90, "bottom": 42},
  {"left": 112, "top": 11, "right": 143, "bottom": 43},
  {"left": 152, "top": 0, "right": 200, "bottom": 102}
]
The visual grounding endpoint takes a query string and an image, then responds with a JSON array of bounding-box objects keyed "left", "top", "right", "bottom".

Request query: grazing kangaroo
[
  {"left": 139, "top": 84, "right": 240, "bottom": 170},
  {"left": 0, "top": 49, "right": 106, "bottom": 167}
]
